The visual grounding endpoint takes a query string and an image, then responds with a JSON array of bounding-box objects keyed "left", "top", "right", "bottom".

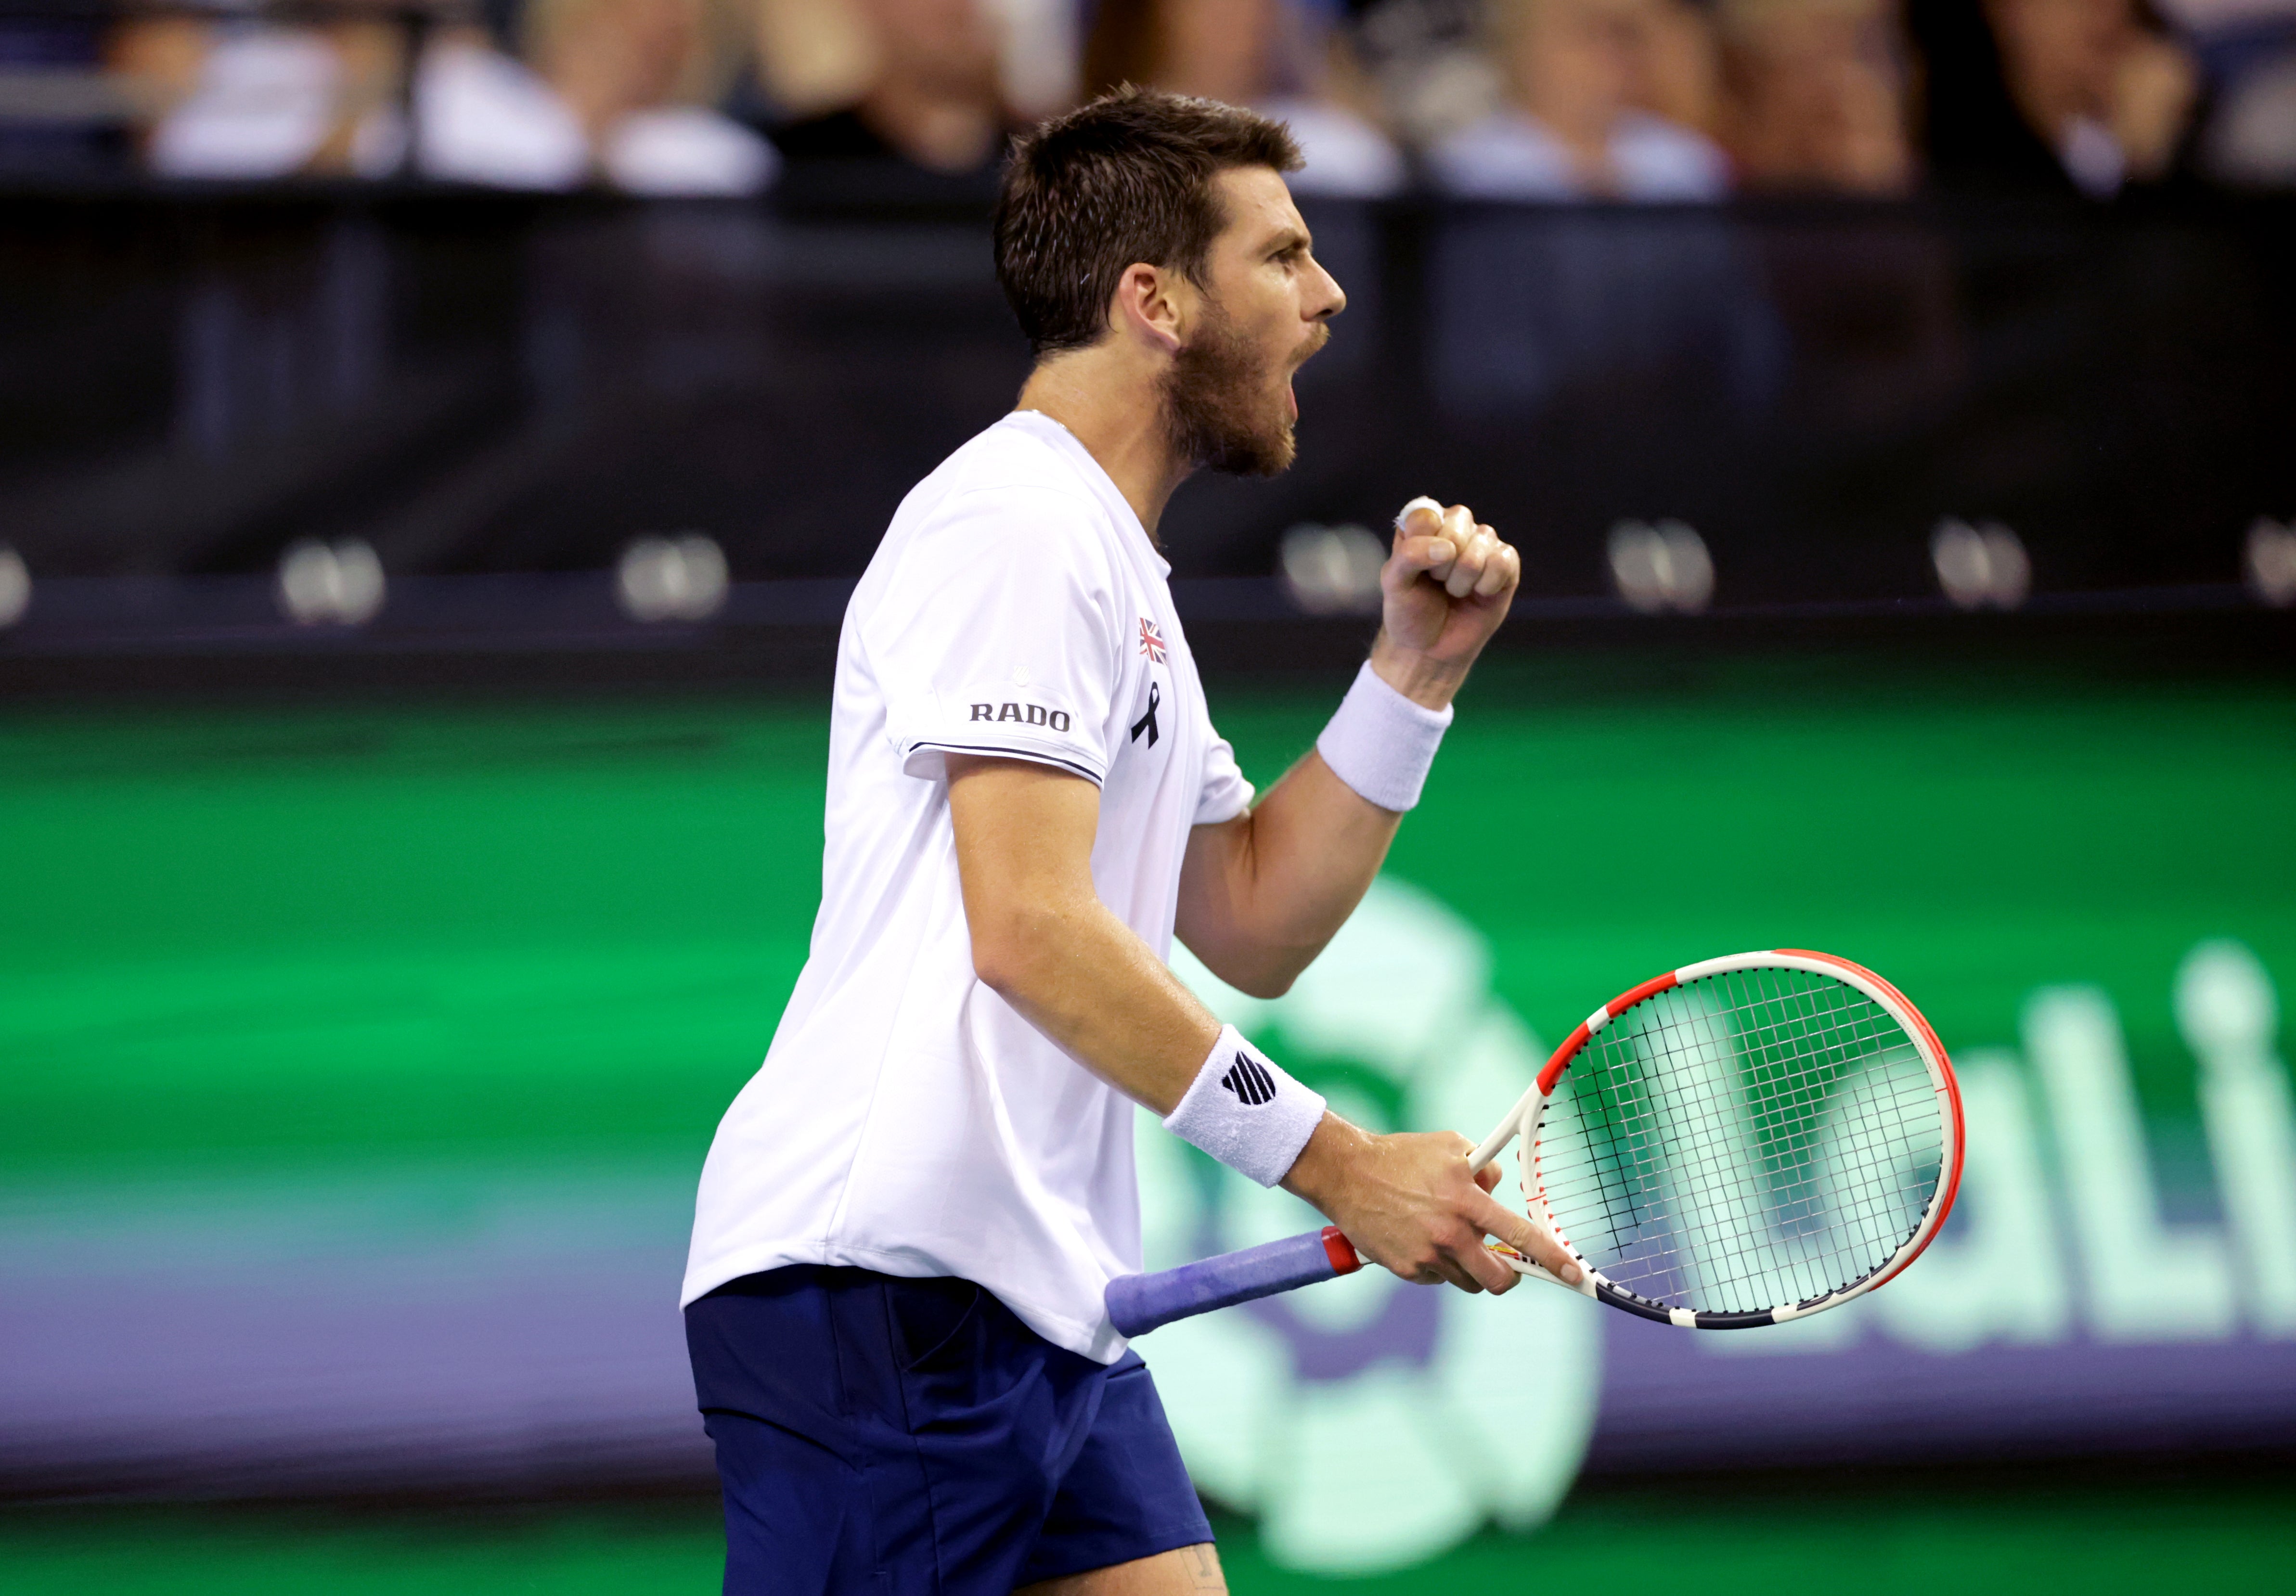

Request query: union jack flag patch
[{"left": 1138, "top": 617, "right": 1167, "bottom": 664}]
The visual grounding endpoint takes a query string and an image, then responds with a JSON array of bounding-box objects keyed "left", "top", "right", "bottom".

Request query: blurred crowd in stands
[{"left": 3, "top": 0, "right": 2294, "bottom": 196}]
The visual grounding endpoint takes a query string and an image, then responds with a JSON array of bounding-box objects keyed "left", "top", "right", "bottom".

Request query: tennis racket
[{"left": 1108, "top": 949, "right": 1963, "bottom": 1335}]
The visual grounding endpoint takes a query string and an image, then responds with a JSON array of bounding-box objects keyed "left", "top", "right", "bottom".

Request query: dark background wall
[{"left": 4, "top": 192, "right": 2291, "bottom": 606}]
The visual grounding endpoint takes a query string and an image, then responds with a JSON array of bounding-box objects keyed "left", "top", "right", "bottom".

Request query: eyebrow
[{"left": 1264, "top": 225, "right": 1312, "bottom": 257}]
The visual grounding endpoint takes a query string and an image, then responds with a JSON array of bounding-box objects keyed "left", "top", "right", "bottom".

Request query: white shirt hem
[
  {"left": 901, "top": 735, "right": 1106, "bottom": 785},
  {"left": 681, "top": 1239, "right": 1129, "bottom": 1364}
]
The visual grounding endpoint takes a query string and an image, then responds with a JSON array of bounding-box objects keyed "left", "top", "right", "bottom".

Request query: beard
[{"left": 1161, "top": 302, "right": 1310, "bottom": 478}]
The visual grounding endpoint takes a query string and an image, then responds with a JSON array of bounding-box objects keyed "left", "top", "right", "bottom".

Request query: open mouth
[{"left": 1284, "top": 328, "right": 1329, "bottom": 423}]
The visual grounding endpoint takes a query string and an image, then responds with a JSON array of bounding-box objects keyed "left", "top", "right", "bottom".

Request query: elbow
[
  {"left": 1230, "top": 965, "right": 1299, "bottom": 1002},
  {"left": 969, "top": 927, "right": 1032, "bottom": 999},
  {"left": 967, "top": 901, "right": 1065, "bottom": 1002},
  {"left": 1200, "top": 946, "right": 1302, "bottom": 1002},
  {"left": 1180, "top": 925, "right": 1316, "bottom": 1001}
]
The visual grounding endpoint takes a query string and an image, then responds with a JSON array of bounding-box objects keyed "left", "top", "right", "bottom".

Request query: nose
[{"left": 1310, "top": 255, "right": 1346, "bottom": 322}]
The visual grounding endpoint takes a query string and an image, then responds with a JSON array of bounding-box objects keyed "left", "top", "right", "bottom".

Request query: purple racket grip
[{"left": 1107, "top": 1226, "right": 1363, "bottom": 1338}]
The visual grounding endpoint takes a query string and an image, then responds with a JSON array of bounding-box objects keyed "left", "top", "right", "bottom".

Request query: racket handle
[{"left": 1108, "top": 1226, "right": 1362, "bottom": 1338}]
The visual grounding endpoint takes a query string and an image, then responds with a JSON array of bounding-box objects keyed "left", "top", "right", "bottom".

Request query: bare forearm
[
  {"left": 948, "top": 754, "right": 1220, "bottom": 1114},
  {"left": 942, "top": 747, "right": 1578, "bottom": 1294},
  {"left": 1176, "top": 751, "right": 1400, "bottom": 997},
  {"left": 1175, "top": 625, "right": 1482, "bottom": 997},
  {"left": 972, "top": 885, "right": 1220, "bottom": 1116}
]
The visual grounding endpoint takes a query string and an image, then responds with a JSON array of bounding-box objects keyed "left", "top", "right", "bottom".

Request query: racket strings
[
  {"left": 1625, "top": 972, "right": 1934, "bottom": 1308},
  {"left": 1535, "top": 966, "right": 1942, "bottom": 1314},
  {"left": 1624, "top": 970, "right": 1936, "bottom": 1307},
  {"left": 1562, "top": 1022, "right": 1913, "bottom": 1306}
]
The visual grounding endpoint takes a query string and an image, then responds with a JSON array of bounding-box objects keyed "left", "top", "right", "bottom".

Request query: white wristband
[
  {"left": 1163, "top": 1025, "right": 1327, "bottom": 1187},
  {"left": 1316, "top": 661, "right": 1453, "bottom": 812}
]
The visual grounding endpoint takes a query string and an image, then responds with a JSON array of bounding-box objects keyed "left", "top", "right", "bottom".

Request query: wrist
[
  {"left": 1279, "top": 1111, "right": 1372, "bottom": 1212},
  {"left": 1316, "top": 660, "right": 1452, "bottom": 812},
  {"left": 1164, "top": 1025, "right": 1328, "bottom": 1187},
  {"left": 1368, "top": 631, "right": 1470, "bottom": 711}
]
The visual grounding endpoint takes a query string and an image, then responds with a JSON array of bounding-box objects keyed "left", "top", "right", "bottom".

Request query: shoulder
[
  {"left": 857, "top": 428, "right": 1125, "bottom": 650},
  {"left": 911, "top": 425, "right": 1121, "bottom": 559}
]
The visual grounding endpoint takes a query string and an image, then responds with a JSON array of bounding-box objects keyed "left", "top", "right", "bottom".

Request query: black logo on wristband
[{"left": 1219, "top": 1054, "right": 1276, "bottom": 1106}]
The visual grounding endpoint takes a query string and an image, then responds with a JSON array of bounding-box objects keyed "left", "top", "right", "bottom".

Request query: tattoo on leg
[{"left": 1186, "top": 1544, "right": 1225, "bottom": 1591}]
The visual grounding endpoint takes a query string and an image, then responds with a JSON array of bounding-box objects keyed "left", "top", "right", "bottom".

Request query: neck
[{"left": 1014, "top": 351, "right": 1192, "bottom": 540}]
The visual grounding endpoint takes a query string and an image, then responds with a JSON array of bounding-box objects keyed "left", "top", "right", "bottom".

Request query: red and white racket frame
[{"left": 1465, "top": 949, "right": 1965, "bottom": 1329}]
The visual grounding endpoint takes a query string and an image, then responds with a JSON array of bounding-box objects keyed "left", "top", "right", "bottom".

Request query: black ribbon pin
[{"left": 1130, "top": 682, "right": 1161, "bottom": 747}]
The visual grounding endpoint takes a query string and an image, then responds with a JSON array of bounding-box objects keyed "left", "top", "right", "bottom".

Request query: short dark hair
[{"left": 994, "top": 87, "right": 1302, "bottom": 358}]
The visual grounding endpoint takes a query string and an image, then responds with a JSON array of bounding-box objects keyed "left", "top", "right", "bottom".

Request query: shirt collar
[{"left": 1001, "top": 410, "right": 1171, "bottom": 579}]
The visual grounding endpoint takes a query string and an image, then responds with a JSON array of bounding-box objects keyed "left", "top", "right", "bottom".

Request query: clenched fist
[{"left": 1373, "top": 497, "right": 1520, "bottom": 709}]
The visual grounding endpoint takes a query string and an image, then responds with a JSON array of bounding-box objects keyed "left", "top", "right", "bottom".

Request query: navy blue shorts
[{"left": 685, "top": 1265, "right": 1213, "bottom": 1595}]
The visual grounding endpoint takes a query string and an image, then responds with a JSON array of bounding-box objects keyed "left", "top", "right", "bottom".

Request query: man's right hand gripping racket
[{"left": 1108, "top": 950, "right": 1964, "bottom": 1335}]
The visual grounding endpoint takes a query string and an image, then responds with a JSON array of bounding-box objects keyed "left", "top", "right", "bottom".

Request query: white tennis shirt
[{"left": 682, "top": 411, "right": 1254, "bottom": 1362}]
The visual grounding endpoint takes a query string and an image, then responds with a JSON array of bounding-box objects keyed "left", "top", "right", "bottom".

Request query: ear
[{"left": 1110, "top": 261, "right": 1190, "bottom": 355}]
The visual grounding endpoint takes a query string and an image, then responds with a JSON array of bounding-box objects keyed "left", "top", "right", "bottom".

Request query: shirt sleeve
[
  {"left": 864, "top": 485, "right": 1121, "bottom": 785},
  {"left": 1195, "top": 722, "right": 1255, "bottom": 824}
]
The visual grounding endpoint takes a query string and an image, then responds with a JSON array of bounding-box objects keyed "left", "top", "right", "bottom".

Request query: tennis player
[{"left": 681, "top": 87, "right": 1580, "bottom": 1596}]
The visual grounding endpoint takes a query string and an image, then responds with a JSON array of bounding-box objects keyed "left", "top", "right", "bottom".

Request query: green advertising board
[{"left": 2, "top": 652, "right": 2292, "bottom": 1577}]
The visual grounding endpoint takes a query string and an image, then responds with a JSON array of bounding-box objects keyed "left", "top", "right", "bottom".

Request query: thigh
[
  {"left": 703, "top": 1406, "right": 881, "bottom": 1596},
  {"left": 1016, "top": 1542, "right": 1225, "bottom": 1596},
  {"left": 1014, "top": 1352, "right": 1215, "bottom": 1588},
  {"left": 688, "top": 1266, "right": 1117, "bottom": 1596},
  {"left": 689, "top": 1267, "right": 931, "bottom": 1595},
  {"left": 886, "top": 1276, "right": 1109, "bottom": 1591}
]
